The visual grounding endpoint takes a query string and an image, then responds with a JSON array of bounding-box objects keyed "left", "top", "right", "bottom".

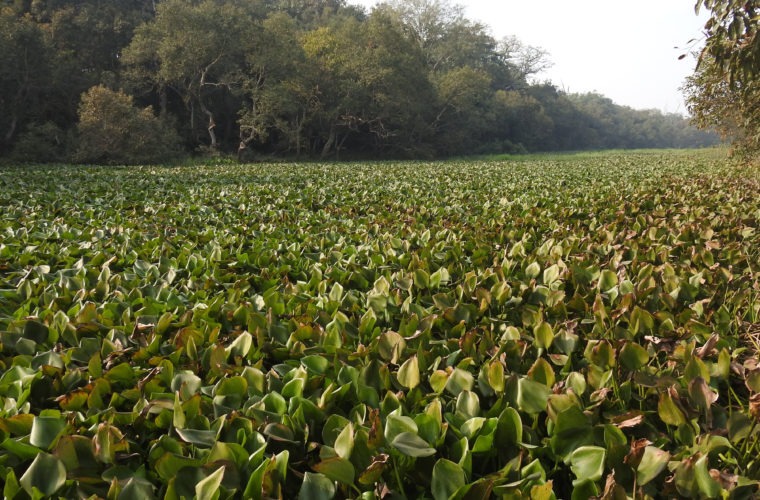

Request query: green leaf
[
  {"left": 432, "top": 459, "right": 466, "bottom": 500},
  {"left": 569, "top": 446, "right": 606, "bottom": 482},
  {"left": 658, "top": 391, "right": 686, "bottom": 426},
  {"left": 527, "top": 357, "right": 555, "bottom": 387},
  {"left": 695, "top": 454, "right": 721, "bottom": 498},
  {"left": 533, "top": 322, "right": 554, "bottom": 351},
  {"left": 298, "top": 472, "right": 336, "bottom": 500},
  {"left": 636, "top": 446, "right": 670, "bottom": 486},
  {"left": 445, "top": 368, "right": 474, "bottom": 396},
  {"left": 598, "top": 270, "right": 618, "bottom": 292},
  {"left": 334, "top": 422, "right": 354, "bottom": 460},
  {"left": 23, "top": 320, "right": 49, "bottom": 344},
  {"left": 543, "top": 264, "right": 561, "bottom": 285},
  {"left": 619, "top": 342, "right": 649, "bottom": 371},
  {"left": 195, "top": 466, "right": 225, "bottom": 500},
  {"left": 496, "top": 407, "right": 523, "bottom": 447},
  {"left": 384, "top": 413, "right": 417, "bottom": 443},
  {"left": 175, "top": 428, "right": 218, "bottom": 448},
  {"left": 455, "top": 390, "right": 480, "bottom": 420},
  {"left": 525, "top": 262, "right": 541, "bottom": 279},
  {"left": 549, "top": 406, "right": 594, "bottom": 462},
  {"left": 486, "top": 360, "right": 505, "bottom": 393},
  {"left": 20, "top": 453, "right": 67, "bottom": 497},
  {"left": 313, "top": 457, "right": 355, "bottom": 485},
  {"left": 301, "top": 355, "right": 329, "bottom": 375},
  {"left": 517, "top": 377, "right": 551, "bottom": 414},
  {"left": 119, "top": 477, "right": 156, "bottom": 500},
  {"left": 397, "top": 355, "right": 420, "bottom": 389},
  {"left": 3, "top": 469, "right": 21, "bottom": 500},
  {"left": 377, "top": 331, "right": 406, "bottom": 363},
  {"left": 226, "top": 331, "right": 253, "bottom": 358},
  {"left": 29, "top": 415, "right": 65, "bottom": 450},
  {"left": 391, "top": 432, "right": 437, "bottom": 457},
  {"left": 328, "top": 282, "right": 344, "bottom": 303}
]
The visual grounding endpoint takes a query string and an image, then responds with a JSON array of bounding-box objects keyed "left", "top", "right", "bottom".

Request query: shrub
[
  {"left": 74, "top": 85, "right": 182, "bottom": 164},
  {"left": 10, "top": 122, "right": 70, "bottom": 163}
]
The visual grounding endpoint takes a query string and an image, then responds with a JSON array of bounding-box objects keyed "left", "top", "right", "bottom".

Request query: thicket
[{"left": 0, "top": 0, "right": 718, "bottom": 163}]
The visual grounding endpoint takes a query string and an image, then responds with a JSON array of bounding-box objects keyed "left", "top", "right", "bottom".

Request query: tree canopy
[
  {"left": 686, "top": 0, "right": 759, "bottom": 156},
  {"left": 1, "top": 0, "right": 718, "bottom": 163}
]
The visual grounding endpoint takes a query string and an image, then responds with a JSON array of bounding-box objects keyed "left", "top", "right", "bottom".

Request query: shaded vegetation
[{"left": 0, "top": 0, "right": 717, "bottom": 163}]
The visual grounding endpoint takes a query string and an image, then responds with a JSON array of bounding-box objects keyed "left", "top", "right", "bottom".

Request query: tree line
[{"left": 0, "top": 0, "right": 718, "bottom": 164}]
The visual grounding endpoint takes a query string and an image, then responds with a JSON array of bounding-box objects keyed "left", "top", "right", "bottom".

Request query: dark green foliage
[
  {"left": 9, "top": 122, "right": 68, "bottom": 163},
  {"left": 689, "top": 0, "right": 760, "bottom": 156},
  {"left": 0, "top": 0, "right": 720, "bottom": 162}
]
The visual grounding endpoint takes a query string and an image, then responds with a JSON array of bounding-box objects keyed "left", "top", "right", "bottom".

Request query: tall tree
[
  {"left": 123, "top": 0, "right": 257, "bottom": 151},
  {"left": 0, "top": 9, "right": 52, "bottom": 153},
  {"left": 688, "top": 0, "right": 759, "bottom": 155}
]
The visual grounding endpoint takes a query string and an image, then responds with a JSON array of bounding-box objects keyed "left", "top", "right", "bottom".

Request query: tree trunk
[
  {"left": 4, "top": 115, "right": 18, "bottom": 144},
  {"left": 159, "top": 87, "right": 168, "bottom": 118},
  {"left": 199, "top": 100, "right": 217, "bottom": 150},
  {"left": 321, "top": 125, "right": 336, "bottom": 159}
]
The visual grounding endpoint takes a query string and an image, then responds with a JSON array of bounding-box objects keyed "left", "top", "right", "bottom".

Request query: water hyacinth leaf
[
  {"left": 301, "top": 355, "right": 330, "bottom": 375},
  {"left": 431, "top": 459, "right": 466, "bottom": 500},
  {"left": 415, "top": 413, "right": 441, "bottom": 446},
  {"left": 323, "top": 414, "right": 352, "bottom": 446},
  {"left": 377, "top": 331, "right": 406, "bottom": 363},
  {"left": 391, "top": 432, "right": 437, "bottom": 457},
  {"left": 598, "top": 270, "right": 618, "bottom": 292},
  {"left": 173, "top": 393, "right": 186, "bottom": 429},
  {"left": 20, "top": 452, "right": 67, "bottom": 496},
  {"left": 397, "top": 355, "right": 420, "bottom": 389},
  {"left": 533, "top": 322, "right": 554, "bottom": 351},
  {"left": 694, "top": 454, "right": 721, "bottom": 498},
  {"left": 334, "top": 422, "right": 354, "bottom": 459},
  {"left": 3, "top": 470, "right": 21, "bottom": 500},
  {"left": 486, "top": 360, "right": 505, "bottom": 393},
  {"left": 176, "top": 428, "right": 218, "bottom": 448},
  {"left": 171, "top": 372, "right": 202, "bottom": 400},
  {"left": 430, "top": 370, "right": 449, "bottom": 394},
  {"left": 29, "top": 415, "right": 66, "bottom": 449},
  {"left": 1, "top": 437, "right": 43, "bottom": 461},
  {"left": 543, "top": 264, "right": 561, "bottom": 285},
  {"left": 195, "top": 466, "right": 225, "bottom": 500},
  {"left": 658, "top": 390, "right": 687, "bottom": 426},
  {"left": 525, "top": 262, "right": 541, "bottom": 279},
  {"left": 636, "top": 446, "right": 671, "bottom": 486},
  {"left": 527, "top": 357, "right": 556, "bottom": 388},
  {"left": 329, "top": 282, "right": 344, "bottom": 303},
  {"left": 569, "top": 446, "right": 606, "bottom": 482},
  {"left": 384, "top": 414, "right": 418, "bottom": 443},
  {"left": 456, "top": 390, "right": 481, "bottom": 420},
  {"left": 120, "top": 477, "right": 157, "bottom": 500},
  {"left": 226, "top": 331, "right": 253, "bottom": 358},
  {"left": 619, "top": 342, "right": 649, "bottom": 371},
  {"left": 445, "top": 368, "right": 474, "bottom": 396},
  {"left": 496, "top": 407, "right": 523, "bottom": 446},
  {"left": 313, "top": 457, "right": 355, "bottom": 485},
  {"left": 23, "top": 320, "right": 49, "bottom": 344},
  {"left": 549, "top": 406, "right": 594, "bottom": 462},
  {"left": 298, "top": 472, "right": 335, "bottom": 500},
  {"left": 517, "top": 377, "right": 551, "bottom": 414}
]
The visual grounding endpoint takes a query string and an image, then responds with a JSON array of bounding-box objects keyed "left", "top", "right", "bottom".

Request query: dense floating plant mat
[{"left": 0, "top": 151, "right": 759, "bottom": 499}]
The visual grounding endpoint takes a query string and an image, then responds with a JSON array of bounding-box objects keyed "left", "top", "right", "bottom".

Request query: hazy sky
[{"left": 350, "top": 0, "right": 709, "bottom": 114}]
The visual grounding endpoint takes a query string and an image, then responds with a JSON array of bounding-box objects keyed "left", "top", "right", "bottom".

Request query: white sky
[{"left": 350, "top": 0, "right": 709, "bottom": 114}]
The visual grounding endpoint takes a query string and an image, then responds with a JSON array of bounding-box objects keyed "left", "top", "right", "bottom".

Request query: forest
[{"left": 0, "top": 0, "right": 718, "bottom": 163}]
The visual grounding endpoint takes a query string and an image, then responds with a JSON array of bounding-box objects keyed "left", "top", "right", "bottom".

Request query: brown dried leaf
[
  {"left": 611, "top": 411, "right": 645, "bottom": 429},
  {"left": 624, "top": 438, "right": 652, "bottom": 469}
]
